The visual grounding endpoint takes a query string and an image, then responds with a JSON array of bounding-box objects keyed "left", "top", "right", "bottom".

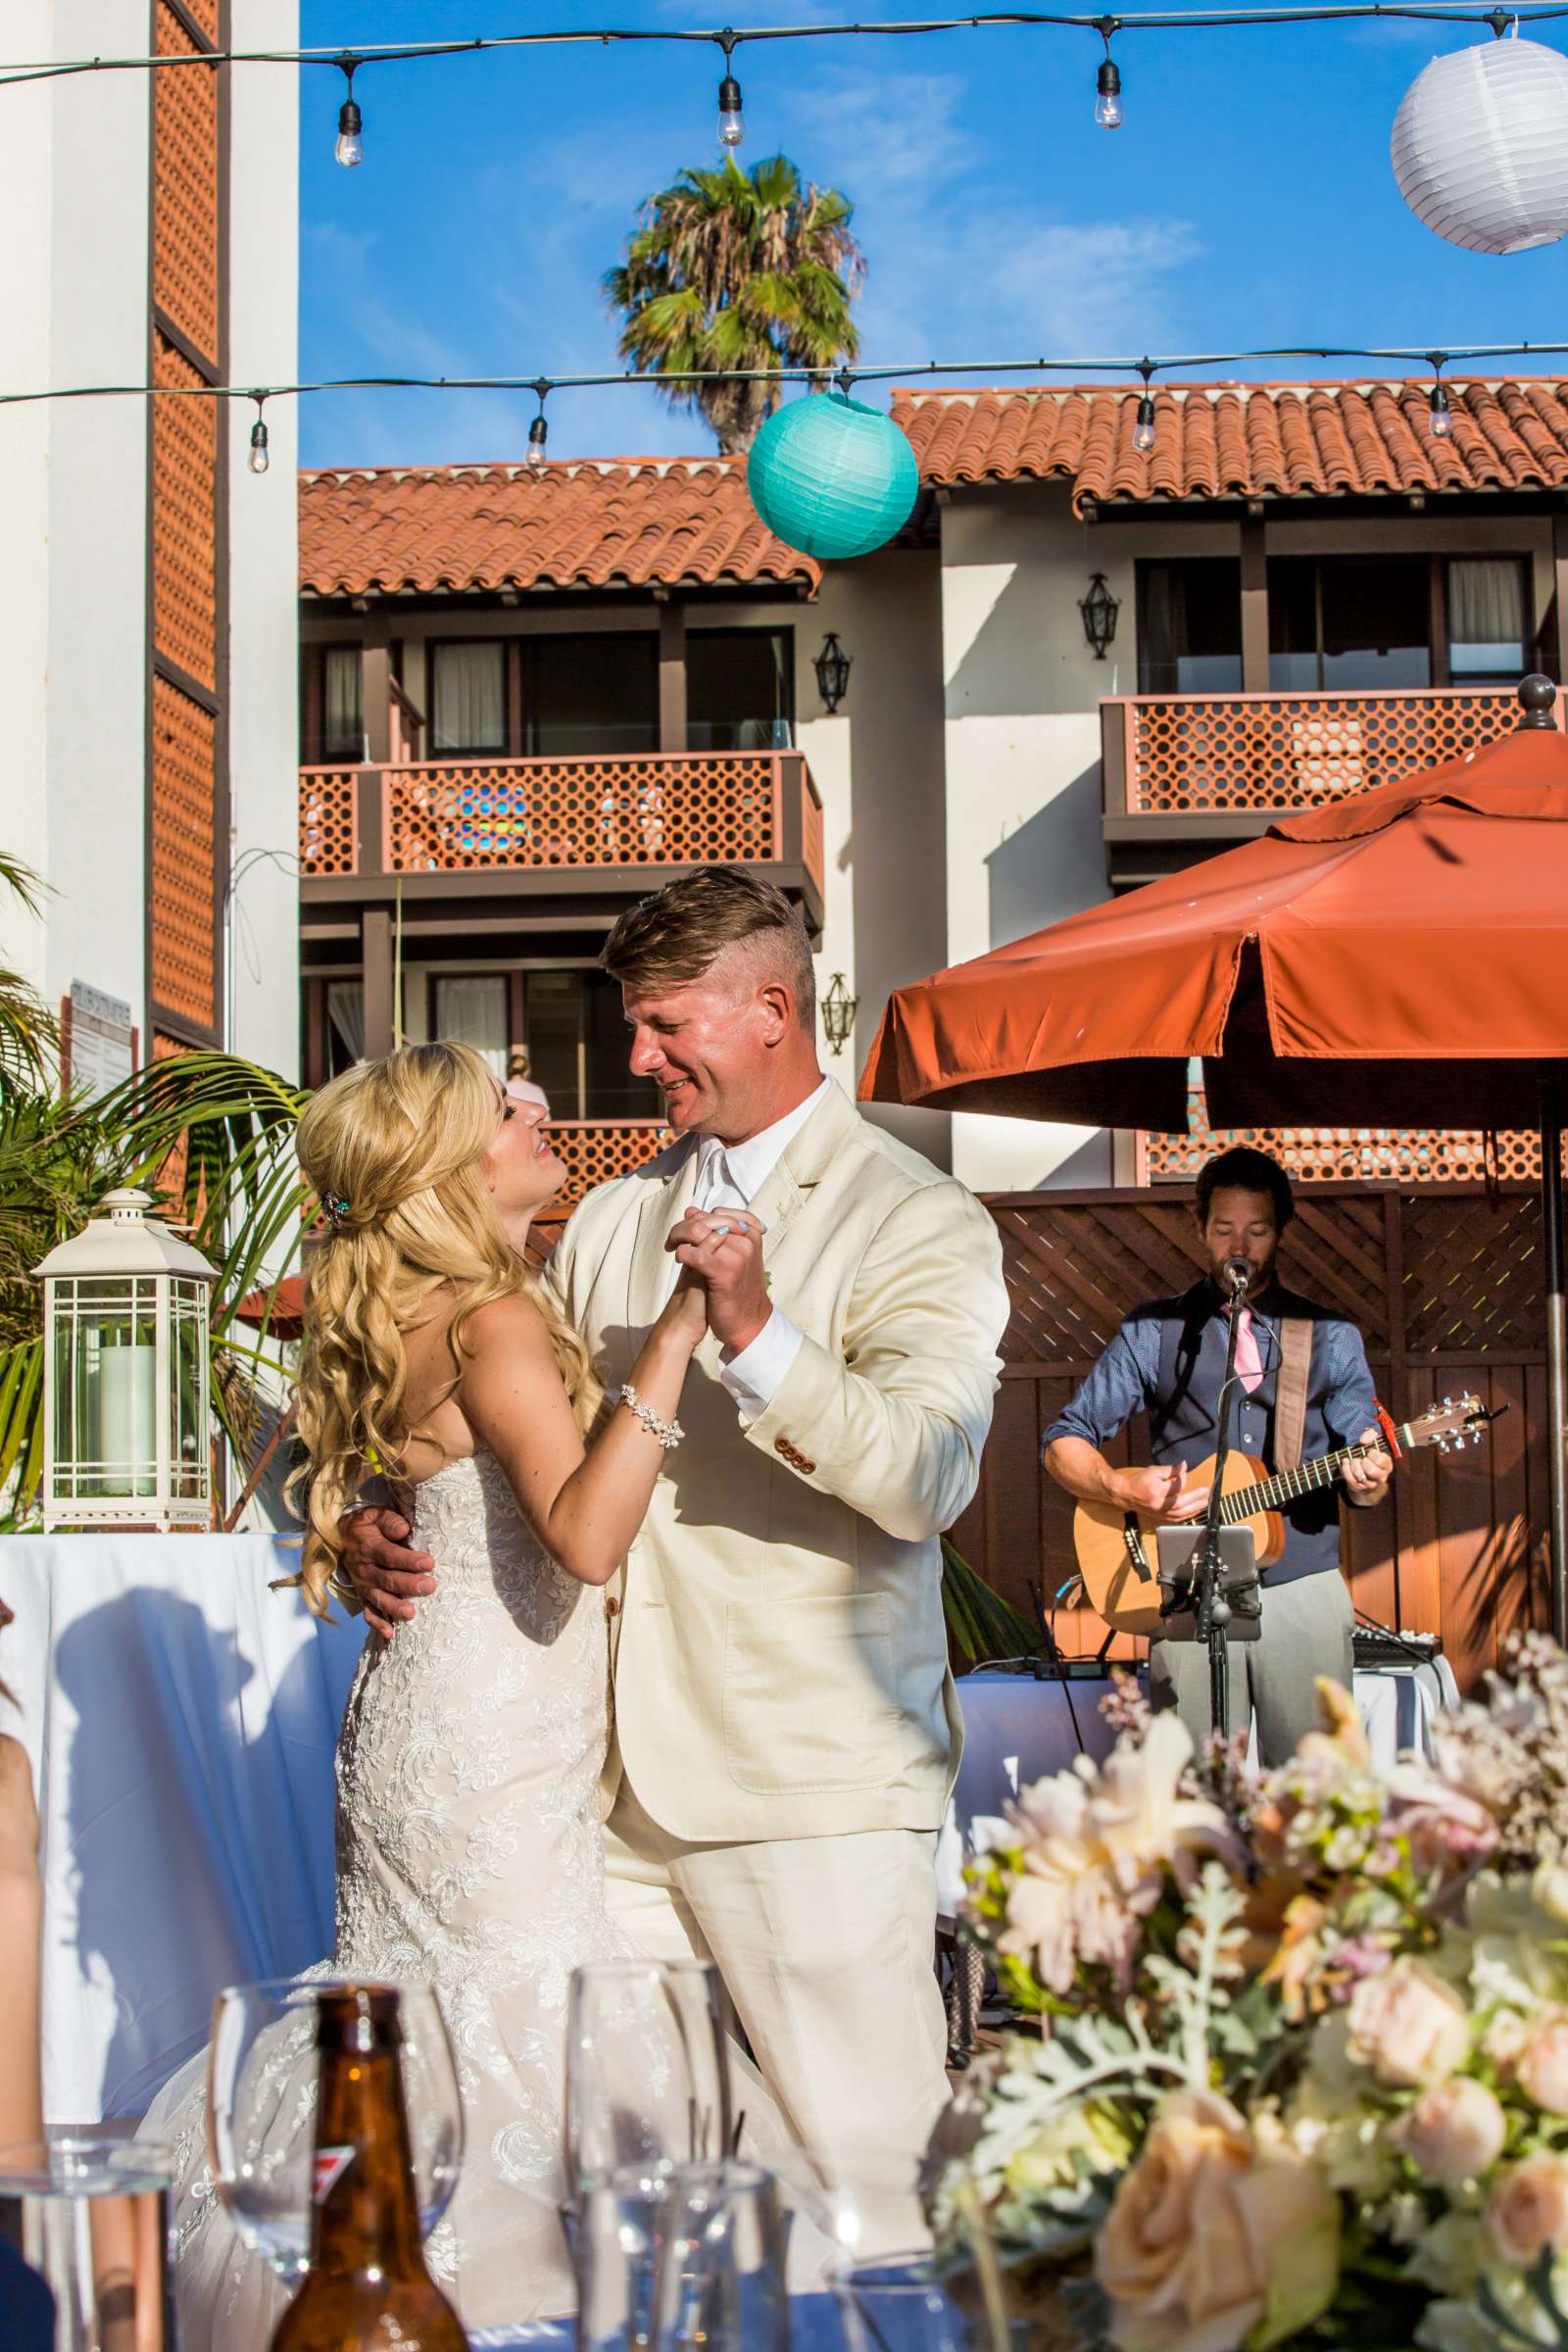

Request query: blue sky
[{"left": 297, "top": 1, "right": 1568, "bottom": 471}]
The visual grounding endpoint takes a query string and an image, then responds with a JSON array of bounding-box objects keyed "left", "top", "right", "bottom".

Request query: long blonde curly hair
[{"left": 287, "top": 1041, "right": 600, "bottom": 1615}]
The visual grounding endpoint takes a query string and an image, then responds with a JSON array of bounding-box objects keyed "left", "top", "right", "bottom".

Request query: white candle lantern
[{"left": 32, "top": 1188, "right": 219, "bottom": 1532}]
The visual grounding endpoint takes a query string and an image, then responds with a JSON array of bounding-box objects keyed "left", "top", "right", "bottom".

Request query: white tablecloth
[
  {"left": 0, "top": 1534, "right": 365, "bottom": 2124},
  {"left": 936, "top": 1660, "right": 1459, "bottom": 1918}
]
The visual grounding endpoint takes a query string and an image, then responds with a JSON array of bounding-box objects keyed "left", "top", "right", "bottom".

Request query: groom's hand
[
  {"left": 337, "top": 1508, "right": 437, "bottom": 1639},
  {"left": 665, "top": 1208, "right": 770, "bottom": 1355}
]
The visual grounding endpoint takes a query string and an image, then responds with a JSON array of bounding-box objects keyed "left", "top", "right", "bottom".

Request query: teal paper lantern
[{"left": 747, "top": 391, "right": 919, "bottom": 562}]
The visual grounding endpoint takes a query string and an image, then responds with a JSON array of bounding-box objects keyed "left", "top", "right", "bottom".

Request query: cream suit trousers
[{"left": 602, "top": 1776, "right": 950, "bottom": 2254}]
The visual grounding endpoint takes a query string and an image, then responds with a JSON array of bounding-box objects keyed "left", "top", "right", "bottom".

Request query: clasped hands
[{"left": 663, "top": 1207, "right": 771, "bottom": 1356}]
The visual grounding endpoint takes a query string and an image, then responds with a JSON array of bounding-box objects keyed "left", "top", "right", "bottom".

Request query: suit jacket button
[
  {"left": 605, "top": 1595, "right": 621, "bottom": 1619},
  {"left": 798, "top": 1457, "right": 815, "bottom": 1474}
]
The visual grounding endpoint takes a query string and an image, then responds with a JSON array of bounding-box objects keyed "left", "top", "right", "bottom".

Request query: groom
[{"left": 340, "top": 865, "right": 1009, "bottom": 2235}]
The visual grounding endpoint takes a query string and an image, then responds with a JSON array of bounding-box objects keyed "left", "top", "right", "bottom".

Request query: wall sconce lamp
[
  {"left": 812, "top": 632, "right": 853, "bottom": 713},
  {"left": 1078, "top": 572, "right": 1120, "bottom": 661},
  {"left": 820, "top": 972, "right": 858, "bottom": 1055}
]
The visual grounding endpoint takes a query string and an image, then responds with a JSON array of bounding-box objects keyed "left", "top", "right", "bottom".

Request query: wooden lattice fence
[{"left": 951, "top": 1184, "right": 1553, "bottom": 1694}]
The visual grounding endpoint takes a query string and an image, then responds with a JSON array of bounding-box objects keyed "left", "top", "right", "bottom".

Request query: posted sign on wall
[{"left": 68, "top": 981, "right": 135, "bottom": 1095}]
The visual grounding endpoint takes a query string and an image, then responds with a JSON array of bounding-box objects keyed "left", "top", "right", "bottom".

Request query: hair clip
[{"left": 322, "top": 1193, "right": 353, "bottom": 1232}]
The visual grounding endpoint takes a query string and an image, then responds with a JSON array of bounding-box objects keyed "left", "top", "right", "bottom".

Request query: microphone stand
[{"left": 1190, "top": 1264, "right": 1250, "bottom": 1746}]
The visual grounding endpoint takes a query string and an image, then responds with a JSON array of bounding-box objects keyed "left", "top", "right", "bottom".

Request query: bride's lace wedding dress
[{"left": 149, "top": 1448, "right": 629, "bottom": 2344}]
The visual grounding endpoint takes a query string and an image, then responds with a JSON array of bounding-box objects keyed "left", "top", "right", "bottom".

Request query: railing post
[
  {"left": 658, "top": 603, "right": 688, "bottom": 754},
  {"left": 362, "top": 908, "right": 395, "bottom": 1060},
  {"left": 1240, "top": 514, "right": 1269, "bottom": 692},
  {"left": 1101, "top": 700, "right": 1130, "bottom": 820},
  {"left": 355, "top": 767, "right": 386, "bottom": 875}
]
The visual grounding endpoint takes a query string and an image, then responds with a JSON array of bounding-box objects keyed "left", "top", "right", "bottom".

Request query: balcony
[
  {"left": 538, "top": 1117, "right": 669, "bottom": 1216},
  {"left": 1100, "top": 684, "right": 1561, "bottom": 889},
  {"left": 299, "top": 748, "right": 825, "bottom": 936}
]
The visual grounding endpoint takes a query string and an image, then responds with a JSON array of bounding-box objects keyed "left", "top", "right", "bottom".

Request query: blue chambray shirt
[{"left": 1042, "top": 1281, "right": 1378, "bottom": 1582}]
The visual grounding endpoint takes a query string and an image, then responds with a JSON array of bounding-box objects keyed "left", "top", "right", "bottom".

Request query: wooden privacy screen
[{"left": 950, "top": 1184, "right": 1552, "bottom": 1695}]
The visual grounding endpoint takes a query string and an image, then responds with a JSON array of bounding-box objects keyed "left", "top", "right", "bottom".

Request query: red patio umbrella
[{"left": 860, "top": 677, "right": 1568, "bottom": 1623}]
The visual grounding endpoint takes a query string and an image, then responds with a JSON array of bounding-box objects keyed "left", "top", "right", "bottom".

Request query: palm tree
[
  {"left": 604, "top": 156, "right": 863, "bottom": 455},
  {"left": 0, "top": 856, "right": 60, "bottom": 1097}
]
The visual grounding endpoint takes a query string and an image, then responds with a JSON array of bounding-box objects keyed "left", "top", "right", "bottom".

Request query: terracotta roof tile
[
  {"left": 298, "top": 457, "right": 818, "bottom": 598},
  {"left": 890, "top": 377, "right": 1568, "bottom": 512}
]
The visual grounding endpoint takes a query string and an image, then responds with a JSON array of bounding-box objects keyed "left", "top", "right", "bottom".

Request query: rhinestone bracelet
[{"left": 614, "top": 1381, "right": 685, "bottom": 1451}]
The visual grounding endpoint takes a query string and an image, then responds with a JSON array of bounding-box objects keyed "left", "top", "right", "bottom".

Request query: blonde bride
[{"left": 148, "top": 1041, "right": 725, "bottom": 2343}]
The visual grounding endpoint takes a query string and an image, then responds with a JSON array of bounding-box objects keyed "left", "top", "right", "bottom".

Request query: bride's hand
[{"left": 659, "top": 1265, "right": 710, "bottom": 1346}]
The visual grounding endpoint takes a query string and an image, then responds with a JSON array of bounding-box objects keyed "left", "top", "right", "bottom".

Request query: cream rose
[
  {"left": 1488, "top": 2151, "right": 1568, "bottom": 2268},
  {"left": 1096, "top": 2088, "right": 1338, "bottom": 2352},
  {"left": 1517, "top": 2011, "right": 1568, "bottom": 2114},
  {"left": 1347, "top": 1960, "right": 1469, "bottom": 2088},
  {"left": 1393, "top": 2078, "right": 1507, "bottom": 2188}
]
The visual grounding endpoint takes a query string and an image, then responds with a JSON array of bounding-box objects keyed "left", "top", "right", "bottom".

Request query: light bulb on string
[
  {"left": 526, "top": 388, "right": 550, "bottom": 474},
  {"left": 248, "top": 399, "right": 270, "bottom": 476},
  {"left": 1095, "top": 56, "right": 1123, "bottom": 126},
  {"left": 1429, "top": 378, "right": 1453, "bottom": 439},
  {"left": 716, "top": 34, "right": 744, "bottom": 151},
  {"left": 334, "top": 57, "right": 364, "bottom": 167}
]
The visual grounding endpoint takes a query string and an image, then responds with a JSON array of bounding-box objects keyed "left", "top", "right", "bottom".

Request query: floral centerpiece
[{"left": 926, "top": 1636, "right": 1568, "bottom": 2352}]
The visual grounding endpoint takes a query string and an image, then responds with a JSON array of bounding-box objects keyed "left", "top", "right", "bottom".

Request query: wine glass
[
  {"left": 206, "top": 1976, "right": 464, "bottom": 2287},
  {"left": 564, "top": 1959, "right": 733, "bottom": 2204}
]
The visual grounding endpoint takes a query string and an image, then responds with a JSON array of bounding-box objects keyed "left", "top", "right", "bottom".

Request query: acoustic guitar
[{"left": 1073, "top": 1394, "right": 1488, "bottom": 1636}]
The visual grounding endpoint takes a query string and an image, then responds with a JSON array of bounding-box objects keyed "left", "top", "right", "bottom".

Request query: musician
[{"left": 1041, "top": 1146, "right": 1392, "bottom": 1765}]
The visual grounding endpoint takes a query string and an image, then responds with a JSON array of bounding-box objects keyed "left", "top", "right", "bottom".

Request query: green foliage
[
  {"left": 942, "top": 1537, "right": 1046, "bottom": 1664},
  {"left": 0, "top": 1052, "right": 307, "bottom": 1524},
  {"left": 0, "top": 854, "right": 61, "bottom": 1097},
  {"left": 603, "top": 156, "right": 863, "bottom": 453}
]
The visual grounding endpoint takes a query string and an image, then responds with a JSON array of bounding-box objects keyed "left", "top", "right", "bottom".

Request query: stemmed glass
[
  {"left": 206, "top": 1976, "right": 464, "bottom": 2288},
  {"left": 564, "top": 1958, "right": 734, "bottom": 2206}
]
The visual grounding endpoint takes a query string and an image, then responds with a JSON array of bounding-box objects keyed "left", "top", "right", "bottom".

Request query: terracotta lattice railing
[
  {"left": 1106, "top": 684, "right": 1553, "bottom": 814},
  {"left": 545, "top": 1119, "right": 669, "bottom": 1205},
  {"left": 1140, "top": 1091, "right": 1540, "bottom": 1187},
  {"left": 299, "top": 752, "right": 824, "bottom": 891}
]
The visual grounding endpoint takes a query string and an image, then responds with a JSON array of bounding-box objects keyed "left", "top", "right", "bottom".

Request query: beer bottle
[{"left": 270, "top": 1984, "right": 467, "bottom": 2352}]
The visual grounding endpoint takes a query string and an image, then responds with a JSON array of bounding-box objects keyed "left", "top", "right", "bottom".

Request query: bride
[{"left": 151, "top": 1040, "right": 724, "bottom": 2343}]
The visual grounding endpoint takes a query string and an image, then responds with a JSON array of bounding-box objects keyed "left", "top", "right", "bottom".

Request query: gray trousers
[{"left": 1149, "top": 1567, "right": 1354, "bottom": 1769}]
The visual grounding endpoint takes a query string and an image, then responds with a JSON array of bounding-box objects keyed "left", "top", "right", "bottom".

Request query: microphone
[{"left": 1221, "top": 1254, "right": 1252, "bottom": 1298}]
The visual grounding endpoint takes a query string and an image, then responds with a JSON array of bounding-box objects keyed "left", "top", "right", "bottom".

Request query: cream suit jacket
[{"left": 541, "top": 1080, "right": 1009, "bottom": 1843}]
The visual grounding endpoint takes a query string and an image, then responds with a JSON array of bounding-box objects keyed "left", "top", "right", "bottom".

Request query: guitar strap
[{"left": 1273, "top": 1317, "right": 1313, "bottom": 1473}]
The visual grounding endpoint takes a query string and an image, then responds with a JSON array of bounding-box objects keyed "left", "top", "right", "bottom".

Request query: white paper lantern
[{"left": 1392, "top": 37, "right": 1568, "bottom": 255}]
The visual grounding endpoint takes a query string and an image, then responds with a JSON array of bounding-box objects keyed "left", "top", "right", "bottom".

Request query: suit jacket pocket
[{"left": 722, "top": 1594, "right": 896, "bottom": 1794}]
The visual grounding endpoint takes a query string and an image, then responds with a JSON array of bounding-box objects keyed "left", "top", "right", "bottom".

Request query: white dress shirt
[{"left": 668, "top": 1076, "right": 832, "bottom": 1423}]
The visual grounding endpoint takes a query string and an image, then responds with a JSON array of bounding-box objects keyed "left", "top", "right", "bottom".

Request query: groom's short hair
[{"left": 601, "top": 865, "right": 816, "bottom": 1034}]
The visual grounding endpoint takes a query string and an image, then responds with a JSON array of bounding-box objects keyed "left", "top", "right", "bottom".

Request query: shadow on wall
[
  {"left": 945, "top": 538, "right": 1118, "bottom": 721},
  {"left": 986, "top": 761, "right": 1108, "bottom": 953}
]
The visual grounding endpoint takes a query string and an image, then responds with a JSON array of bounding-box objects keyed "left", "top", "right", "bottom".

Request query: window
[
  {"left": 687, "top": 628, "right": 794, "bottom": 750},
  {"left": 1137, "top": 562, "right": 1243, "bottom": 694},
  {"left": 430, "top": 641, "right": 507, "bottom": 755},
  {"left": 322, "top": 647, "right": 364, "bottom": 760},
  {"left": 523, "top": 635, "right": 659, "bottom": 757},
  {"left": 325, "top": 980, "right": 364, "bottom": 1076},
  {"left": 1268, "top": 557, "right": 1431, "bottom": 691},
  {"left": 1448, "top": 558, "right": 1529, "bottom": 681},
  {"left": 433, "top": 976, "right": 509, "bottom": 1077}
]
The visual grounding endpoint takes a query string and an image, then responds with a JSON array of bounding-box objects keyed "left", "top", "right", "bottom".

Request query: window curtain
[
  {"left": 323, "top": 647, "right": 364, "bottom": 760},
  {"left": 1449, "top": 560, "right": 1526, "bottom": 666},
  {"left": 431, "top": 643, "right": 507, "bottom": 754},
  {"left": 326, "top": 980, "right": 365, "bottom": 1063},
  {"left": 433, "top": 976, "right": 509, "bottom": 1077}
]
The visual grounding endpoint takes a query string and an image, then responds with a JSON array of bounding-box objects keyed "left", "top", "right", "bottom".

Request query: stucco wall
[
  {"left": 0, "top": 3, "right": 152, "bottom": 1034},
  {"left": 226, "top": 0, "right": 301, "bottom": 1081}
]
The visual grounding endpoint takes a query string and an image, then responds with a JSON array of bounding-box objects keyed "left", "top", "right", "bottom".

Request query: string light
[
  {"left": 526, "top": 383, "right": 550, "bottom": 473},
  {"left": 1132, "top": 361, "right": 1157, "bottom": 453},
  {"left": 716, "top": 31, "right": 745, "bottom": 151},
  {"left": 5, "top": 343, "right": 1567, "bottom": 488},
  {"left": 10, "top": 9, "right": 1568, "bottom": 99},
  {"left": 334, "top": 56, "right": 364, "bottom": 168},
  {"left": 1094, "top": 22, "right": 1123, "bottom": 126}
]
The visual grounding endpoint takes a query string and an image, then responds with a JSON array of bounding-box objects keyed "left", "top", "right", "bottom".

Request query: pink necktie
[{"left": 1231, "top": 1305, "right": 1264, "bottom": 1395}]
